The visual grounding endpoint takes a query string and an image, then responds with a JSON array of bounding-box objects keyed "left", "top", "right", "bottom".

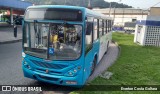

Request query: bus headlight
[
  {"left": 65, "top": 66, "right": 81, "bottom": 77},
  {"left": 22, "top": 52, "right": 26, "bottom": 58}
]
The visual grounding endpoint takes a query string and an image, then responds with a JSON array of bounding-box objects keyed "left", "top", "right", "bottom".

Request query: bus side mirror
[{"left": 14, "top": 25, "right": 17, "bottom": 38}]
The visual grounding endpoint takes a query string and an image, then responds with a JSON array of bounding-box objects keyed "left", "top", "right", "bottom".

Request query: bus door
[{"left": 84, "top": 22, "right": 94, "bottom": 81}]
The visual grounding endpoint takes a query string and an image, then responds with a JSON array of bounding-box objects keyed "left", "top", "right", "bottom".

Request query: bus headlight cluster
[
  {"left": 22, "top": 52, "right": 26, "bottom": 58},
  {"left": 65, "top": 66, "right": 81, "bottom": 77}
]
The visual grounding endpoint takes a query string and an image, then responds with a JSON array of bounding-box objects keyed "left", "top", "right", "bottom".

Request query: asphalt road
[{"left": 0, "top": 26, "right": 22, "bottom": 44}]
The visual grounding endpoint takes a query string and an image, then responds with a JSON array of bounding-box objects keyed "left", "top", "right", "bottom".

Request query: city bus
[{"left": 14, "top": 5, "right": 113, "bottom": 86}]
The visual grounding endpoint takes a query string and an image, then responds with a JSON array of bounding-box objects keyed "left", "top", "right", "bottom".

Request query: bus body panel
[
  {"left": 22, "top": 54, "right": 84, "bottom": 86},
  {"left": 98, "top": 36, "right": 105, "bottom": 62}
]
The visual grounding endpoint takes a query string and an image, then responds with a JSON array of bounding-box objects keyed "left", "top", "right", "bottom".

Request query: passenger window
[
  {"left": 108, "top": 20, "right": 110, "bottom": 32},
  {"left": 102, "top": 20, "right": 104, "bottom": 35},
  {"left": 109, "top": 20, "right": 112, "bottom": 31},
  {"left": 97, "top": 19, "right": 99, "bottom": 38},
  {"left": 99, "top": 19, "right": 103, "bottom": 37},
  {"left": 104, "top": 20, "right": 106, "bottom": 34},
  {"left": 94, "top": 19, "right": 98, "bottom": 40},
  {"left": 85, "top": 17, "right": 93, "bottom": 53},
  {"left": 106, "top": 20, "right": 108, "bottom": 33},
  {"left": 109, "top": 20, "right": 111, "bottom": 31},
  {"left": 111, "top": 20, "right": 113, "bottom": 31}
]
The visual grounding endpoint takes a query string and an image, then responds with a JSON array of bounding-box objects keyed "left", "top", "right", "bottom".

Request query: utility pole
[
  {"left": 109, "top": 2, "right": 112, "bottom": 17},
  {"left": 122, "top": 8, "right": 125, "bottom": 26},
  {"left": 88, "top": 0, "right": 92, "bottom": 9},
  {"left": 141, "top": 9, "right": 143, "bottom": 18},
  {"left": 113, "top": 0, "right": 122, "bottom": 24}
]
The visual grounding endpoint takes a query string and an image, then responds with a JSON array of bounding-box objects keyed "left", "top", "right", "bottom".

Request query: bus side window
[
  {"left": 104, "top": 20, "right": 106, "bottom": 34},
  {"left": 102, "top": 20, "right": 104, "bottom": 35},
  {"left": 109, "top": 20, "right": 111, "bottom": 32},
  {"left": 106, "top": 20, "right": 108, "bottom": 34},
  {"left": 99, "top": 19, "right": 103, "bottom": 37},
  {"left": 94, "top": 19, "right": 98, "bottom": 40},
  {"left": 97, "top": 19, "right": 99, "bottom": 38},
  {"left": 108, "top": 20, "right": 110, "bottom": 32},
  {"left": 111, "top": 20, "right": 113, "bottom": 31},
  {"left": 85, "top": 17, "right": 94, "bottom": 53}
]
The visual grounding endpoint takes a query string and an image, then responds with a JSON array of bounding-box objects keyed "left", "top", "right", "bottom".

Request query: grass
[{"left": 71, "top": 32, "right": 160, "bottom": 94}]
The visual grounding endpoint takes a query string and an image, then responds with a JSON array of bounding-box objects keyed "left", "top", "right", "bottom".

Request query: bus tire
[
  {"left": 105, "top": 41, "right": 109, "bottom": 54},
  {"left": 90, "top": 57, "right": 97, "bottom": 76}
]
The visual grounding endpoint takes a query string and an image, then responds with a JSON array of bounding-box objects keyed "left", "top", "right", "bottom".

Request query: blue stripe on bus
[{"left": 137, "top": 20, "right": 160, "bottom": 26}]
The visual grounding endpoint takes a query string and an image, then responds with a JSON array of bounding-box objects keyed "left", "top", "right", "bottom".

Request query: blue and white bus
[{"left": 20, "top": 5, "right": 113, "bottom": 86}]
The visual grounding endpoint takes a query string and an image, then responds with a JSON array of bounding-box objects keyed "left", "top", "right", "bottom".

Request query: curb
[
  {"left": 0, "top": 39, "right": 22, "bottom": 45},
  {"left": 95, "top": 40, "right": 121, "bottom": 81},
  {"left": 112, "top": 40, "right": 121, "bottom": 57},
  {"left": 87, "top": 41, "right": 120, "bottom": 83}
]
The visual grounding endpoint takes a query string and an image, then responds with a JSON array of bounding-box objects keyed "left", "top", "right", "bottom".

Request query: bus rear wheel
[{"left": 90, "top": 58, "right": 97, "bottom": 76}]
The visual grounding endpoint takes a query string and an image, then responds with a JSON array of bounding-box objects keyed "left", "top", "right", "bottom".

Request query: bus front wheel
[{"left": 105, "top": 41, "right": 109, "bottom": 54}]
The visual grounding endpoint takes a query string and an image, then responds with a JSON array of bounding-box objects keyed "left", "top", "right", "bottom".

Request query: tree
[
  {"left": 24, "top": 0, "right": 132, "bottom": 8},
  {"left": 0, "top": 10, "right": 6, "bottom": 14}
]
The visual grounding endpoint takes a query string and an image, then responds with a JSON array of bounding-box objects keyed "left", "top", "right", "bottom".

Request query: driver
[{"left": 50, "top": 31, "right": 58, "bottom": 49}]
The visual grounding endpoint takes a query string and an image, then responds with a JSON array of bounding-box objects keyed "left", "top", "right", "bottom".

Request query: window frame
[
  {"left": 93, "top": 18, "right": 98, "bottom": 40},
  {"left": 85, "top": 17, "right": 94, "bottom": 54}
]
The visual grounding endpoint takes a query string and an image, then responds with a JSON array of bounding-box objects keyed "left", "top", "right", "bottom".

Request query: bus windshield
[{"left": 23, "top": 22, "right": 82, "bottom": 60}]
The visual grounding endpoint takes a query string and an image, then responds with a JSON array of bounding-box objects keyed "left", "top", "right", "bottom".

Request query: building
[
  {"left": 93, "top": 8, "right": 149, "bottom": 26},
  {"left": 149, "top": 7, "right": 160, "bottom": 16},
  {"left": 0, "top": 0, "right": 32, "bottom": 24},
  {"left": 134, "top": 7, "right": 160, "bottom": 46}
]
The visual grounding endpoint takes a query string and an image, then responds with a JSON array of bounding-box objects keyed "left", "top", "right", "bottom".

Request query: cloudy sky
[{"left": 105, "top": 0, "right": 160, "bottom": 9}]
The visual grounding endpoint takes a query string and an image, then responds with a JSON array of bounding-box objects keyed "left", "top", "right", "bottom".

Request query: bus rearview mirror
[{"left": 14, "top": 25, "right": 17, "bottom": 38}]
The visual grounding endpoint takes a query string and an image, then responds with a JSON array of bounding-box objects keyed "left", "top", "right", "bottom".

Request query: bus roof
[{"left": 27, "top": 5, "right": 113, "bottom": 20}]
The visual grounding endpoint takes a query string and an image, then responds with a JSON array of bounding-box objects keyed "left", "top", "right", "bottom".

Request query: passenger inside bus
[{"left": 48, "top": 24, "right": 81, "bottom": 55}]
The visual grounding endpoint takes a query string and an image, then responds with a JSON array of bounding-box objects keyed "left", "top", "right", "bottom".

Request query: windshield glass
[{"left": 23, "top": 22, "right": 82, "bottom": 60}]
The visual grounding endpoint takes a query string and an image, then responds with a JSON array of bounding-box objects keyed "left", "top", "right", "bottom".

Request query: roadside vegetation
[
  {"left": 71, "top": 32, "right": 160, "bottom": 94},
  {"left": 25, "top": 0, "right": 132, "bottom": 8}
]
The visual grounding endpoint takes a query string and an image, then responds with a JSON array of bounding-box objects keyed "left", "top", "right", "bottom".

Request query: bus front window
[{"left": 23, "top": 22, "right": 82, "bottom": 60}]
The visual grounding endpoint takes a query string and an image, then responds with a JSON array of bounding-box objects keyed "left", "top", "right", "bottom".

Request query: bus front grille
[
  {"left": 35, "top": 68, "right": 62, "bottom": 75},
  {"left": 38, "top": 75, "right": 59, "bottom": 81},
  {"left": 31, "top": 60, "right": 68, "bottom": 69}
]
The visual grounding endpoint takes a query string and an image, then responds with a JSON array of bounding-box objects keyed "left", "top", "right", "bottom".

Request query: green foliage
[
  {"left": 0, "top": 10, "right": 6, "bottom": 14},
  {"left": 25, "top": 0, "right": 132, "bottom": 8}
]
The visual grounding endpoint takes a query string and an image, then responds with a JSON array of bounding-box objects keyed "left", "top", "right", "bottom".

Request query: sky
[{"left": 105, "top": 0, "right": 160, "bottom": 9}]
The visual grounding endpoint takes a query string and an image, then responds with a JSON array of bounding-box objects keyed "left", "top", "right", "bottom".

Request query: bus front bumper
[{"left": 23, "top": 66, "right": 84, "bottom": 86}]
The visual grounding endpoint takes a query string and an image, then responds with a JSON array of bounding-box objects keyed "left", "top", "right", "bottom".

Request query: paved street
[
  {"left": 0, "top": 26, "right": 22, "bottom": 44},
  {"left": 0, "top": 42, "right": 119, "bottom": 94}
]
